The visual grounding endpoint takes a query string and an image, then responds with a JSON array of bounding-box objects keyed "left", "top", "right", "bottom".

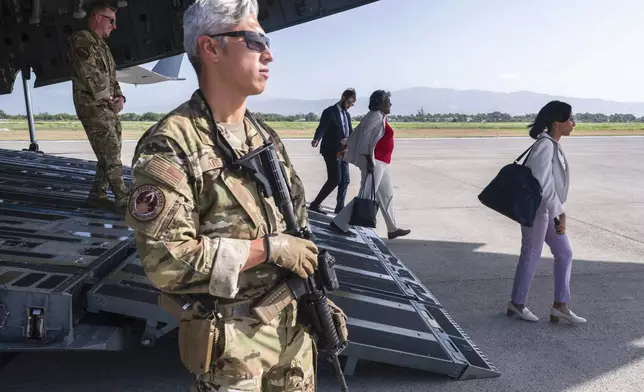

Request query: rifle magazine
[{"left": 252, "top": 281, "right": 296, "bottom": 325}]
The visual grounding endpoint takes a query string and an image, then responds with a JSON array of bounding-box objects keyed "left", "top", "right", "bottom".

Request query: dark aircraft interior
[{"left": 0, "top": 0, "right": 378, "bottom": 95}]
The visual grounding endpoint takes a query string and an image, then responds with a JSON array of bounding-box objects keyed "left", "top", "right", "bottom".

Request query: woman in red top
[
  {"left": 375, "top": 120, "right": 395, "bottom": 164},
  {"left": 372, "top": 116, "right": 409, "bottom": 238},
  {"left": 331, "top": 90, "right": 410, "bottom": 239}
]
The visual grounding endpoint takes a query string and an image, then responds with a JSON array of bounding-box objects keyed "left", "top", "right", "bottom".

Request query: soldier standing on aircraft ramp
[
  {"left": 68, "top": 1, "right": 129, "bottom": 213},
  {"left": 124, "top": 1, "right": 348, "bottom": 391}
]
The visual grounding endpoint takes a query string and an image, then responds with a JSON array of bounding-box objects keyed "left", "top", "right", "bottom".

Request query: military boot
[
  {"left": 114, "top": 197, "right": 128, "bottom": 215},
  {"left": 87, "top": 192, "right": 113, "bottom": 210}
]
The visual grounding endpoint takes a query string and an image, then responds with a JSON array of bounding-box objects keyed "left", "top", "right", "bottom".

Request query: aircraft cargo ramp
[
  {"left": 0, "top": 148, "right": 136, "bottom": 352},
  {"left": 0, "top": 148, "right": 500, "bottom": 381}
]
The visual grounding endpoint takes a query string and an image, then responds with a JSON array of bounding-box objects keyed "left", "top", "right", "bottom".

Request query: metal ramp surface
[
  {"left": 86, "top": 252, "right": 177, "bottom": 348},
  {"left": 309, "top": 211, "right": 499, "bottom": 380},
  {"left": 0, "top": 148, "right": 132, "bottom": 207},
  {"left": 0, "top": 147, "right": 499, "bottom": 381},
  {"left": 88, "top": 212, "right": 500, "bottom": 380},
  {"left": 0, "top": 148, "right": 135, "bottom": 350}
]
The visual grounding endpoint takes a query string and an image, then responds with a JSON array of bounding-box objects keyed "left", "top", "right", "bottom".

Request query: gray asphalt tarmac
[{"left": 1, "top": 136, "right": 643, "bottom": 392}]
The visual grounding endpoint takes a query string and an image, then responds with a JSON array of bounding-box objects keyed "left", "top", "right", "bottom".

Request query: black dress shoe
[
  {"left": 308, "top": 204, "right": 326, "bottom": 214},
  {"left": 388, "top": 229, "right": 411, "bottom": 240}
]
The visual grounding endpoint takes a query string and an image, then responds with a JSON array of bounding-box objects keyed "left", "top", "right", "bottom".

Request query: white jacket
[
  {"left": 525, "top": 132, "right": 570, "bottom": 217},
  {"left": 342, "top": 109, "right": 386, "bottom": 167}
]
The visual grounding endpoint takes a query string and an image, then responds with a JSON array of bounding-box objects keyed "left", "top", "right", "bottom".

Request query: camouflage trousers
[
  {"left": 77, "top": 107, "right": 129, "bottom": 204},
  {"left": 192, "top": 301, "right": 316, "bottom": 392}
]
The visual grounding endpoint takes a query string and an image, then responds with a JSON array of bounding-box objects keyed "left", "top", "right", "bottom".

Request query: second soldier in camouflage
[{"left": 68, "top": 2, "right": 129, "bottom": 213}]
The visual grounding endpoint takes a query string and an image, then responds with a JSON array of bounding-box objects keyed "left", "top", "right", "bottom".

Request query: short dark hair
[
  {"left": 368, "top": 90, "right": 391, "bottom": 111},
  {"left": 341, "top": 88, "right": 356, "bottom": 100},
  {"left": 85, "top": 1, "right": 117, "bottom": 16},
  {"left": 528, "top": 100, "right": 572, "bottom": 139}
]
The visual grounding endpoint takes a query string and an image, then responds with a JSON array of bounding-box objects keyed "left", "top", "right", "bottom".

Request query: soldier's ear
[{"left": 198, "top": 36, "right": 221, "bottom": 63}]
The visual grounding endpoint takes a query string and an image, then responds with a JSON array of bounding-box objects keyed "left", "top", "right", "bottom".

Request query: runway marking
[
  {"left": 569, "top": 217, "right": 644, "bottom": 247},
  {"left": 1, "top": 135, "right": 644, "bottom": 144},
  {"left": 407, "top": 162, "right": 483, "bottom": 190}
]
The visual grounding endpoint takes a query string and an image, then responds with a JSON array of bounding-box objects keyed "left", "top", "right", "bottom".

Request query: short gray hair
[
  {"left": 368, "top": 90, "right": 391, "bottom": 111},
  {"left": 183, "top": 0, "right": 259, "bottom": 70}
]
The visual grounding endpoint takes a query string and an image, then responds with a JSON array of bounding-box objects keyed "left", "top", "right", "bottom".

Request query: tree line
[{"left": 0, "top": 109, "right": 642, "bottom": 123}]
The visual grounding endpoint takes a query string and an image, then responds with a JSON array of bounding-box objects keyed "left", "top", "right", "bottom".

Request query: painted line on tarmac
[
  {"left": 1, "top": 135, "right": 643, "bottom": 144},
  {"left": 376, "top": 135, "right": 644, "bottom": 140}
]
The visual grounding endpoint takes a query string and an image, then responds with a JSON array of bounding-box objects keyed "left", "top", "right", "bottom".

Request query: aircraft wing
[{"left": 116, "top": 54, "right": 185, "bottom": 85}]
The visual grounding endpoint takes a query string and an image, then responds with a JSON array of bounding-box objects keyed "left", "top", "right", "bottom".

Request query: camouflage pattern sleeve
[
  {"left": 68, "top": 33, "right": 111, "bottom": 101},
  {"left": 124, "top": 133, "right": 251, "bottom": 298},
  {"left": 111, "top": 55, "right": 123, "bottom": 100},
  {"left": 258, "top": 118, "right": 310, "bottom": 230},
  {"left": 112, "top": 78, "right": 123, "bottom": 100}
]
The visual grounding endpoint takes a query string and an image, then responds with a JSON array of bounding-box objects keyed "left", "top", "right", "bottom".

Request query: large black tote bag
[
  {"left": 478, "top": 138, "right": 556, "bottom": 227},
  {"left": 349, "top": 172, "right": 379, "bottom": 228}
]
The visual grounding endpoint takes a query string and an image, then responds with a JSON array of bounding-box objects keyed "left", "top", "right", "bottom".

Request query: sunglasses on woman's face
[{"left": 209, "top": 30, "right": 270, "bottom": 53}]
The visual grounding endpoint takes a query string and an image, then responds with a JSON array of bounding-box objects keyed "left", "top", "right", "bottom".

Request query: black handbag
[
  {"left": 349, "top": 172, "right": 379, "bottom": 228},
  {"left": 478, "top": 137, "right": 556, "bottom": 227}
]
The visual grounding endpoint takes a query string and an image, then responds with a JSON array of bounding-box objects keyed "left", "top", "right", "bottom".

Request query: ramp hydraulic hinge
[{"left": 25, "top": 307, "right": 45, "bottom": 341}]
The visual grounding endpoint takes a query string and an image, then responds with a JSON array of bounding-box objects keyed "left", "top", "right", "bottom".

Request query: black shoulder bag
[
  {"left": 349, "top": 172, "right": 379, "bottom": 228},
  {"left": 477, "top": 137, "right": 557, "bottom": 227}
]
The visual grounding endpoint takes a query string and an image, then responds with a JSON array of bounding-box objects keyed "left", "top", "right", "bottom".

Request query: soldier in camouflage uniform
[
  {"left": 124, "top": 1, "right": 347, "bottom": 391},
  {"left": 68, "top": 2, "right": 129, "bottom": 212}
]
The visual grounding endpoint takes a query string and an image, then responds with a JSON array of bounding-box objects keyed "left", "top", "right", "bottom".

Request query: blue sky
[{"left": 2, "top": 0, "right": 644, "bottom": 114}]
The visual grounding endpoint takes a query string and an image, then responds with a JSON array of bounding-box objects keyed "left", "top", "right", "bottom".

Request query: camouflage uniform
[
  {"left": 68, "top": 28, "right": 129, "bottom": 209},
  {"left": 125, "top": 91, "right": 316, "bottom": 391}
]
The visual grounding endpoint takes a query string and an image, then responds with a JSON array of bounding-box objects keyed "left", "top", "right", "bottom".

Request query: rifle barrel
[{"left": 330, "top": 354, "right": 349, "bottom": 392}]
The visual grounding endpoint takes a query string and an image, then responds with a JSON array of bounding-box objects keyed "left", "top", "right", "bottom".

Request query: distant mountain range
[
  {"left": 248, "top": 87, "right": 644, "bottom": 117},
  {"left": 4, "top": 85, "right": 644, "bottom": 117}
]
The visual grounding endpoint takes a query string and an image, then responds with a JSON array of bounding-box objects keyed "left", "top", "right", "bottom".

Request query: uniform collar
[
  {"left": 188, "top": 90, "right": 266, "bottom": 156},
  {"left": 84, "top": 28, "right": 104, "bottom": 43}
]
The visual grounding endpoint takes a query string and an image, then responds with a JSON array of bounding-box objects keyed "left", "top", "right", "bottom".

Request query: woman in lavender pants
[{"left": 506, "top": 100, "right": 586, "bottom": 325}]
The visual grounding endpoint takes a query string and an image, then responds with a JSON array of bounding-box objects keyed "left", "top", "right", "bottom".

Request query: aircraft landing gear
[
  {"left": 20, "top": 66, "right": 43, "bottom": 154},
  {"left": 25, "top": 142, "right": 41, "bottom": 153}
]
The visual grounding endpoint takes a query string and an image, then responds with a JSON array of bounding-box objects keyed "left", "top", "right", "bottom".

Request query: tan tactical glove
[
  {"left": 327, "top": 298, "right": 349, "bottom": 343},
  {"left": 265, "top": 233, "right": 319, "bottom": 279}
]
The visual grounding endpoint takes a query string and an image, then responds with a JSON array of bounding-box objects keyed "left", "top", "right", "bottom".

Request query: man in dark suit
[{"left": 309, "top": 88, "right": 356, "bottom": 214}]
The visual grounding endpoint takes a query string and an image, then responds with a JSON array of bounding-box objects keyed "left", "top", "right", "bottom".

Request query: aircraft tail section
[
  {"left": 116, "top": 54, "right": 186, "bottom": 85},
  {"left": 151, "top": 54, "right": 183, "bottom": 79}
]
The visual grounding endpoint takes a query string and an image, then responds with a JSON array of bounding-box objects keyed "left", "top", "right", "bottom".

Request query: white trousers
[{"left": 332, "top": 159, "right": 398, "bottom": 233}]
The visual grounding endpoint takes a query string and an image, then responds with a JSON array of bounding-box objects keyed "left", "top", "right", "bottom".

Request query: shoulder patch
[
  {"left": 129, "top": 185, "right": 166, "bottom": 222},
  {"left": 144, "top": 155, "right": 187, "bottom": 189},
  {"left": 74, "top": 47, "right": 90, "bottom": 60}
]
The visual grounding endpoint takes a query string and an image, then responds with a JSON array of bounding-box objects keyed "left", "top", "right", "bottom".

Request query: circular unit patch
[
  {"left": 74, "top": 47, "right": 90, "bottom": 60},
  {"left": 130, "top": 185, "right": 165, "bottom": 221}
]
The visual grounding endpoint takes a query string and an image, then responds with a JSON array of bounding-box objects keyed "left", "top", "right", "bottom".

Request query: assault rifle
[{"left": 232, "top": 125, "right": 350, "bottom": 392}]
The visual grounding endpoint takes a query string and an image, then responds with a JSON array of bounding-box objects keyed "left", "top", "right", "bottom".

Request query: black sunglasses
[
  {"left": 209, "top": 30, "right": 270, "bottom": 52},
  {"left": 99, "top": 14, "right": 115, "bottom": 25}
]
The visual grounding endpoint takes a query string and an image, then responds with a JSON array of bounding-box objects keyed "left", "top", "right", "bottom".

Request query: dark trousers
[{"left": 311, "top": 153, "right": 350, "bottom": 213}]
